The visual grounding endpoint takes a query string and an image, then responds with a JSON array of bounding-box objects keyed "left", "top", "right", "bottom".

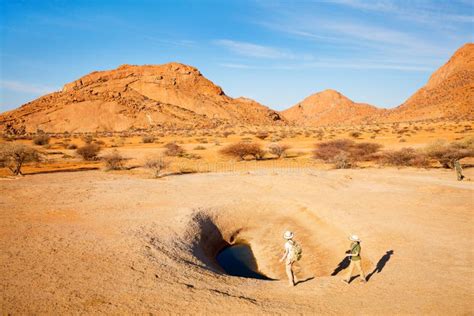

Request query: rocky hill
[
  {"left": 282, "top": 89, "right": 384, "bottom": 126},
  {"left": 0, "top": 63, "right": 284, "bottom": 134},
  {"left": 1, "top": 44, "right": 472, "bottom": 133},
  {"left": 382, "top": 43, "right": 474, "bottom": 122},
  {"left": 282, "top": 43, "right": 473, "bottom": 126}
]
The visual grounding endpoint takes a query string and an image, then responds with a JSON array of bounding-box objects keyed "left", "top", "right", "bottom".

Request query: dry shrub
[
  {"left": 241, "top": 137, "right": 253, "bottom": 143},
  {"left": 220, "top": 142, "right": 265, "bottom": 160},
  {"left": 76, "top": 144, "right": 101, "bottom": 161},
  {"left": 380, "top": 148, "right": 430, "bottom": 168},
  {"left": 144, "top": 155, "right": 168, "bottom": 178},
  {"left": 81, "top": 135, "right": 94, "bottom": 144},
  {"left": 349, "top": 131, "right": 362, "bottom": 139},
  {"left": 351, "top": 142, "right": 383, "bottom": 160},
  {"left": 314, "top": 139, "right": 353, "bottom": 162},
  {"left": 182, "top": 152, "right": 201, "bottom": 160},
  {"left": 102, "top": 150, "right": 125, "bottom": 170},
  {"left": 314, "top": 139, "right": 381, "bottom": 161},
  {"left": 333, "top": 153, "right": 352, "bottom": 169},
  {"left": 164, "top": 142, "right": 185, "bottom": 157},
  {"left": 0, "top": 143, "right": 41, "bottom": 175},
  {"left": 256, "top": 132, "right": 269, "bottom": 140},
  {"left": 268, "top": 143, "right": 291, "bottom": 159},
  {"left": 195, "top": 137, "right": 208, "bottom": 143},
  {"left": 33, "top": 134, "right": 50, "bottom": 146},
  {"left": 2, "top": 134, "right": 14, "bottom": 142},
  {"left": 194, "top": 145, "right": 206, "bottom": 150},
  {"left": 425, "top": 139, "right": 474, "bottom": 168},
  {"left": 67, "top": 143, "right": 78, "bottom": 150},
  {"left": 313, "top": 139, "right": 382, "bottom": 168},
  {"left": 142, "top": 135, "right": 155, "bottom": 143}
]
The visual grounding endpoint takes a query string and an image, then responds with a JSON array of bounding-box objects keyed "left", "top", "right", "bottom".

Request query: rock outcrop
[{"left": 0, "top": 63, "right": 284, "bottom": 133}]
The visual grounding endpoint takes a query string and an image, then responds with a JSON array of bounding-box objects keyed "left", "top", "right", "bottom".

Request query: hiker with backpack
[
  {"left": 342, "top": 234, "right": 367, "bottom": 284},
  {"left": 279, "top": 231, "right": 302, "bottom": 286}
]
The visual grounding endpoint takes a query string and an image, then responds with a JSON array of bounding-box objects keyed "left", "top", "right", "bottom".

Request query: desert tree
[
  {"left": 268, "top": 143, "right": 291, "bottom": 159},
  {"left": 144, "top": 155, "right": 169, "bottom": 178},
  {"left": 425, "top": 139, "right": 474, "bottom": 169},
  {"left": 0, "top": 143, "right": 41, "bottom": 175}
]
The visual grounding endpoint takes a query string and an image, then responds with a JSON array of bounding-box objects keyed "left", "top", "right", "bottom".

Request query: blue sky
[{"left": 1, "top": 0, "right": 473, "bottom": 112}]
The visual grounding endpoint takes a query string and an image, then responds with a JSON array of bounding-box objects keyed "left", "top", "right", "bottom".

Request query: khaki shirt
[{"left": 351, "top": 242, "right": 361, "bottom": 261}]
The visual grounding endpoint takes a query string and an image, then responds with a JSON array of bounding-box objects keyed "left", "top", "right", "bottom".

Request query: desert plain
[
  {"left": 1, "top": 120, "right": 474, "bottom": 314},
  {"left": 1, "top": 43, "right": 474, "bottom": 314}
]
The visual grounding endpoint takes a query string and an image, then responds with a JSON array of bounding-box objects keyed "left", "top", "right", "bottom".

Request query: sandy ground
[{"left": 1, "top": 167, "right": 473, "bottom": 314}]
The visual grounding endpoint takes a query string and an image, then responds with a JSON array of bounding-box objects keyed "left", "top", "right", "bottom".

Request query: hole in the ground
[{"left": 216, "top": 243, "right": 272, "bottom": 280}]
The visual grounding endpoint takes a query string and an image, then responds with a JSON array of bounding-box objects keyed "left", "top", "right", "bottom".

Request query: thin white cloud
[
  {"left": 325, "top": 0, "right": 474, "bottom": 24},
  {"left": 0, "top": 80, "right": 57, "bottom": 94},
  {"left": 325, "top": 0, "right": 397, "bottom": 12},
  {"left": 322, "top": 22, "right": 436, "bottom": 51},
  {"left": 218, "top": 60, "right": 432, "bottom": 72},
  {"left": 261, "top": 18, "right": 452, "bottom": 58},
  {"left": 303, "top": 61, "right": 432, "bottom": 71},
  {"left": 214, "top": 39, "right": 297, "bottom": 59},
  {"left": 219, "top": 63, "right": 258, "bottom": 69}
]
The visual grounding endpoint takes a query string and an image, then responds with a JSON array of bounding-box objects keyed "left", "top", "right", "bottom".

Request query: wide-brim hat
[
  {"left": 349, "top": 234, "right": 361, "bottom": 242},
  {"left": 284, "top": 231, "right": 294, "bottom": 240}
]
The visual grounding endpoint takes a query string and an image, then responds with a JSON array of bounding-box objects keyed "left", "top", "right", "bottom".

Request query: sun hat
[
  {"left": 284, "top": 231, "right": 294, "bottom": 240},
  {"left": 349, "top": 234, "right": 361, "bottom": 242}
]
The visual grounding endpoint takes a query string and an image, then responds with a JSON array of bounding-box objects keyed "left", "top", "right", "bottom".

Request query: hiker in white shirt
[{"left": 279, "top": 231, "right": 301, "bottom": 286}]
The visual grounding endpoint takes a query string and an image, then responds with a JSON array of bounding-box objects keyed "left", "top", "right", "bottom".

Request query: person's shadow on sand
[
  {"left": 331, "top": 251, "right": 351, "bottom": 276},
  {"left": 366, "top": 250, "right": 394, "bottom": 282},
  {"left": 295, "top": 276, "right": 315, "bottom": 286}
]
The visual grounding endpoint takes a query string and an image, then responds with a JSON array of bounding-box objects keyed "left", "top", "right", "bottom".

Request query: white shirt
[{"left": 284, "top": 240, "right": 295, "bottom": 263}]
